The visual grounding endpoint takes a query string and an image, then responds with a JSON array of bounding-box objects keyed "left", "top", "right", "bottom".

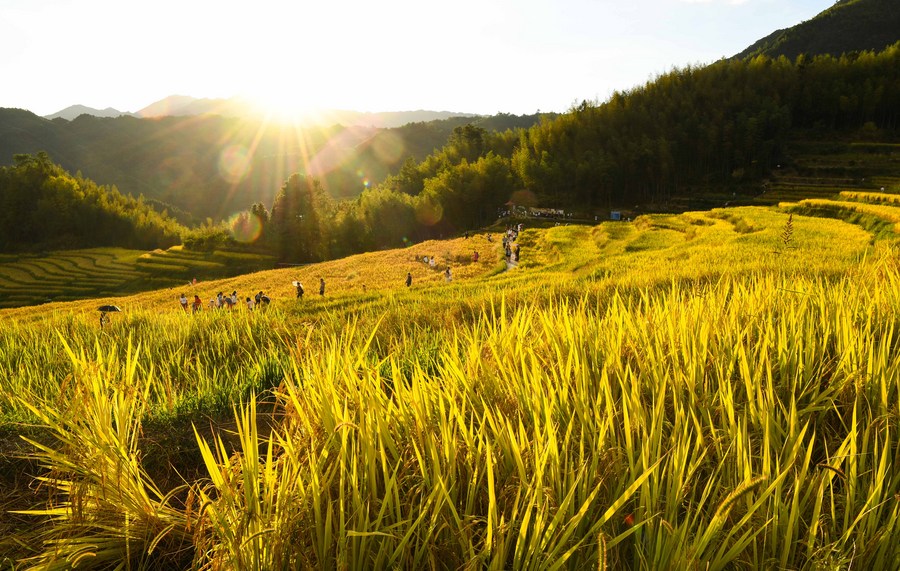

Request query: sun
[{"left": 243, "top": 90, "right": 322, "bottom": 125}]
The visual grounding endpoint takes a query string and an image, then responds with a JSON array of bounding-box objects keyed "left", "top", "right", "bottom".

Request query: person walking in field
[
  {"left": 246, "top": 296, "right": 254, "bottom": 311},
  {"left": 319, "top": 278, "right": 326, "bottom": 296},
  {"left": 295, "top": 281, "right": 304, "bottom": 299},
  {"left": 445, "top": 266, "right": 452, "bottom": 282},
  {"left": 473, "top": 250, "right": 479, "bottom": 262},
  {"left": 179, "top": 293, "right": 188, "bottom": 311},
  {"left": 192, "top": 295, "right": 202, "bottom": 313},
  {"left": 406, "top": 272, "right": 412, "bottom": 287}
]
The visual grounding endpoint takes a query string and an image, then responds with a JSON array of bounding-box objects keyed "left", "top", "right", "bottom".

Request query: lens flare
[
  {"left": 371, "top": 132, "right": 405, "bottom": 164},
  {"left": 227, "top": 211, "right": 264, "bottom": 243},
  {"left": 415, "top": 199, "right": 443, "bottom": 226},
  {"left": 509, "top": 189, "right": 538, "bottom": 207},
  {"left": 218, "top": 145, "right": 251, "bottom": 184},
  {"left": 158, "top": 156, "right": 194, "bottom": 190}
]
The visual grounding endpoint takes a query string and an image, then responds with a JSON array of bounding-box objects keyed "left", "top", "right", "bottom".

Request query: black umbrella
[{"left": 98, "top": 305, "right": 121, "bottom": 313}]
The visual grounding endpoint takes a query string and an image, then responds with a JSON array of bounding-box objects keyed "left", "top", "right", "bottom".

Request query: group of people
[
  {"left": 180, "top": 278, "right": 337, "bottom": 314},
  {"left": 294, "top": 277, "right": 327, "bottom": 298},
  {"left": 179, "top": 290, "right": 270, "bottom": 313},
  {"left": 418, "top": 254, "right": 453, "bottom": 283},
  {"left": 177, "top": 228, "right": 528, "bottom": 314},
  {"left": 179, "top": 293, "right": 201, "bottom": 312},
  {"left": 503, "top": 224, "right": 522, "bottom": 263}
]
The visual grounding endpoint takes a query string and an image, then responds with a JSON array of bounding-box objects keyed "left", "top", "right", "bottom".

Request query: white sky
[{"left": 0, "top": 0, "right": 830, "bottom": 117}]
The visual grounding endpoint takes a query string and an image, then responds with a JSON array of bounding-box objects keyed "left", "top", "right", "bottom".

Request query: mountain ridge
[
  {"left": 42, "top": 95, "right": 479, "bottom": 129},
  {"left": 734, "top": 0, "right": 900, "bottom": 60},
  {"left": 45, "top": 104, "right": 136, "bottom": 121}
]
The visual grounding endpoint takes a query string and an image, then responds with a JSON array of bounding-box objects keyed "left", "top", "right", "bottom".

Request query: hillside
[
  {"left": 44, "top": 105, "right": 134, "bottom": 121},
  {"left": 2, "top": 200, "right": 900, "bottom": 567},
  {"left": 735, "top": 0, "right": 900, "bottom": 60},
  {"left": 5, "top": 47, "right": 899, "bottom": 266},
  {"left": 2, "top": 3, "right": 897, "bottom": 262},
  {"left": 0, "top": 152, "right": 183, "bottom": 253},
  {"left": 0, "top": 108, "right": 547, "bottom": 224}
]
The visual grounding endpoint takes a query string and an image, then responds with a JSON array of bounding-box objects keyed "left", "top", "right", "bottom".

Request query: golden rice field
[
  {"left": 839, "top": 190, "right": 900, "bottom": 206},
  {"left": 1, "top": 205, "right": 899, "bottom": 569}
]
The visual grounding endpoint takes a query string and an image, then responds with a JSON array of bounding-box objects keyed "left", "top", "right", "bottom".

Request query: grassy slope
[{"left": 1, "top": 205, "right": 899, "bottom": 568}]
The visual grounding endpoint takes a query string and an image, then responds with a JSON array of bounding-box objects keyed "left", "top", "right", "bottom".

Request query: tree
[{"left": 268, "top": 174, "right": 334, "bottom": 262}]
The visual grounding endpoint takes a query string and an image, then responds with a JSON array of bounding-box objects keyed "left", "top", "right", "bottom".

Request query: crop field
[
  {"left": 1, "top": 203, "right": 900, "bottom": 569},
  {"left": 0, "top": 247, "right": 274, "bottom": 309},
  {"left": 753, "top": 139, "right": 900, "bottom": 207},
  {"left": 840, "top": 190, "right": 900, "bottom": 205},
  {"left": 783, "top": 199, "right": 900, "bottom": 239}
]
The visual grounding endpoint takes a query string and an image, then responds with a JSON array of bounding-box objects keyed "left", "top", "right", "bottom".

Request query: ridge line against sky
[{"left": 1, "top": 0, "right": 830, "bottom": 117}]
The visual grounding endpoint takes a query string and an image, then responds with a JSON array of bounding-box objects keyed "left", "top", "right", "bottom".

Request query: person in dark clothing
[
  {"left": 319, "top": 278, "right": 326, "bottom": 296},
  {"left": 406, "top": 272, "right": 412, "bottom": 287},
  {"left": 295, "top": 281, "right": 304, "bottom": 299}
]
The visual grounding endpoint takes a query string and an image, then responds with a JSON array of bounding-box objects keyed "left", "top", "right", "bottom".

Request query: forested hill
[
  {"left": 735, "top": 0, "right": 900, "bottom": 60},
  {"left": 0, "top": 152, "right": 183, "bottom": 252},
  {"left": 6, "top": 46, "right": 896, "bottom": 262},
  {"left": 0, "top": 109, "right": 548, "bottom": 224}
]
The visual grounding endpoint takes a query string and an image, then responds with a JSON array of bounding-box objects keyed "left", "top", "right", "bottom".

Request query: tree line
[
  {"left": 0, "top": 108, "right": 549, "bottom": 225},
  {"left": 0, "top": 152, "right": 183, "bottom": 252}
]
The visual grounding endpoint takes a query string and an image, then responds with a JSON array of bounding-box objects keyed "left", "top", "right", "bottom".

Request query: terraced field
[
  {"left": 3, "top": 201, "right": 900, "bottom": 569},
  {"left": 754, "top": 140, "right": 900, "bottom": 205},
  {"left": 0, "top": 247, "right": 274, "bottom": 309}
]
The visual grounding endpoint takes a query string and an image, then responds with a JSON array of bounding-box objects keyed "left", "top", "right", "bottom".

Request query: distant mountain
[
  {"left": 135, "top": 95, "right": 211, "bottom": 118},
  {"left": 44, "top": 104, "right": 134, "bottom": 120},
  {"left": 735, "top": 0, "right": 900, "bottom": 60},
  {"left": 41, "top": 94, "right": 479, "bottom": 128},
  {"left": 0, "top": 107, "right": 547, "bottom": 223},
  {"left": 134, "top": 95, "right": 477, "bottom": 128},
  {"left": 297, "top": 109, "right": 481, "bottom": 129}
]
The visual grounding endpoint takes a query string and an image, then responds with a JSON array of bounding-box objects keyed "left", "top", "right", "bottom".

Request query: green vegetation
[
  {"left": 0, "top": 152, "right": 183, "bottom": 252},
  {"left": 2, "top": 204, "right": 899, "bottom": 568},
  {"left": 255, "top": 45, "right": 900, "bottom": 264},
  {"left": 0, "top": 109, "right": 549, "bottom": 222},
  {"left": 6, "top": 39, "right": 900, "bottom": 267},
  {"left": 1, "top": 4, "right": 898, "bottom": 565},
  {"left": 736, "top": 0, "right": 900, "bottom": 61}
]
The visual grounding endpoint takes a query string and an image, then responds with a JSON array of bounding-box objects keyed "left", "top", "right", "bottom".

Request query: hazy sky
[{"left": 1, "top": 0, "right": 830, "bottom": 117}]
